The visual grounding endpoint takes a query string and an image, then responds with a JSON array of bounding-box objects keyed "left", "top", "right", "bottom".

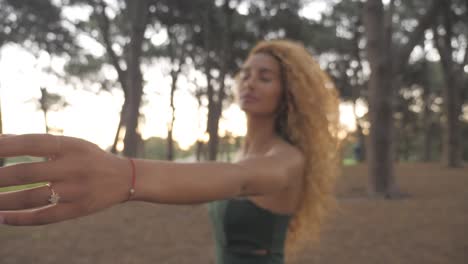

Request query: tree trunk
[
  {"left": 196, "top": 140, "right": 203, "bottom": 161},
  {"left": 111, "top": 101, "right": 128, "bottom": 154},
  {"left": 401, "top": 103, "right": 413, "bottom": 161},
  {"left": 122, "top": 0, "right": 150, "bottom": 157},
  {"left": 364, "top": 0, "right": 397, "bottom": 198},
  {"left": 207, "top": 104, "right": 221, "bottom": 161},
  {"left": 43, "top": 111, "right": 50, "bottom": 134},
  {"left": 364, "top": 0, "right": 441, "bottom": 197},
  {"left": 167, "top": 72, "right": 178, "bottom": 161},
  {"left": 205, "top": 1, "right": 234, "bottom": 161},
  {"left": 422, "top": 60, "right": 433, "bottom": 162},
  {"left": 165, "top": 26, "right": 186, "bottom": 161},
  {"left": 434, "top": 1, "right": 462, "bottom": 167},
  {"left": 403, "top": 128, "right": 411, "bottom": 161},
  {"left": 202, "top": 5, "right": 219, "bottom": 161},
  {"left": 110, "top": 120, "right": 122, "bottom": 154},
  {"left": 440, "top": 64, "right": 461, "bottom": 167}
]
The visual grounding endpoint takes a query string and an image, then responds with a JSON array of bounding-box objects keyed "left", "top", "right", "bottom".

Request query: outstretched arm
[
  {"left": 0, "top": 134, "right": 304, "bottom": 226},
  {"left": 133, "top": 150, "right": 303, "bottom": 204}
]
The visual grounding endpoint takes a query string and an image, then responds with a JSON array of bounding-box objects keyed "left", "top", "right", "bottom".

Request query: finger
[
  {"left": 0, "top": 134, "right": 17, "bottom": 137},
  {"left": 0, "top": 185, "right": 52, "bottom": 210},
  {"left": 0, "top": 203, "right": 83, "bottom": 226},
  {"left": 0, "top": 161, "right": 63, "bottom": 187},
  {"left": 0, "top": 134, "right": 62, "bottom": 158},
  {"left": 0, "top": 183, "right": 79, "bottom": 210}
]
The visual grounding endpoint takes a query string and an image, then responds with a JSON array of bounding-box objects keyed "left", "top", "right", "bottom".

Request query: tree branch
[
  {"left": 92, "top": 0, "right": 127, "bottom": 93},
  {"left": 393, "top": 0, "right": 442, "bottom": 76}
]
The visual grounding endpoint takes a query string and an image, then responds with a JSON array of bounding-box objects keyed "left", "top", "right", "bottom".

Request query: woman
[{"left": 0, "top": 40, "right": 340, "bottom": 263}]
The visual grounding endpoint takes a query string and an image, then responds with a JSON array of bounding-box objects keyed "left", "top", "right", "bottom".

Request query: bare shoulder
[
  {"left": 268, "top": 139, "right": 305, "bottom": 171},
  {"left": 270, "top": 138, "right": 304, "bottom": 159}
]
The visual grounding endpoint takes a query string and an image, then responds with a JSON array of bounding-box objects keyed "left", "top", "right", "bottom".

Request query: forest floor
[{"left": 1, "top": 162, "right": 467, "bottom": 264}]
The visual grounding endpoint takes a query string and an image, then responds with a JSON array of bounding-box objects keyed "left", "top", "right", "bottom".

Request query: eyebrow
[{"left": 240, "top": 66, "right": 277, "bottom": 75}]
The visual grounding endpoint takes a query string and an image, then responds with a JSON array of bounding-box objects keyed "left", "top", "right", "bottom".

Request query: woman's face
[{"left": 237, "top": 52, "right": 283, "bottom": 116}]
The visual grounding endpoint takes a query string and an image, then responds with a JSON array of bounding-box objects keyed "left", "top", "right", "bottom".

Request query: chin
[
  {"left": 239, "top": 103, "right": 250, "bottom": 112},
  {"left": 243, "top": 108, "right": 276, "bottom": 118},
  {"left": 240, "top": 104, "right": 258, "bottom": 113}
]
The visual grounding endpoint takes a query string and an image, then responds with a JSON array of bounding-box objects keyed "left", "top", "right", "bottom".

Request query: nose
[{"left": 243, "top": 75, "right": 256, "bottom": 91}]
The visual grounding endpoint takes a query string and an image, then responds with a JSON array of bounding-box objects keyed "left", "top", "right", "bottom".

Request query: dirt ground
[{"left": 1, "top": 162, "right": 467, "bottom": 264}]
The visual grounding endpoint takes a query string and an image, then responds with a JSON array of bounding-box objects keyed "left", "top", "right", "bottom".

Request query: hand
[{"left": 0, "top": 134, "right": 132, "bottom": 226}]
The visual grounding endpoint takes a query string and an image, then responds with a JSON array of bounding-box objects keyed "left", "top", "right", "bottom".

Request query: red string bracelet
[{"left": 128, "top": 158, "right": 136, "bottom": 200}]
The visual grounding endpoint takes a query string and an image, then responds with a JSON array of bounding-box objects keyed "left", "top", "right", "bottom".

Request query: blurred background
[
  {"left": 0, "top": 0, "right": 467, "bottom": 166},
  {"left": 0, "top": 0, "right": 467, "bottom": 263}
]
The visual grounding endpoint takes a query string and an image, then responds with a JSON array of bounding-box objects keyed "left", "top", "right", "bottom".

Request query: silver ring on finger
[{"left": 46, "top": 183, "right": 61, "bottom": 205}]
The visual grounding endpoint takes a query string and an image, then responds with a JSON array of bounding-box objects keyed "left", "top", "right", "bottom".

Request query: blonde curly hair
[{"left": 247, "top": 39, "right": 341, "bottom": 258}]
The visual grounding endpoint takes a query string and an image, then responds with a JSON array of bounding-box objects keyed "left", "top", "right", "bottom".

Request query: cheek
[{"left": 265, "top": 83, "right": 283, "bottom": 107}]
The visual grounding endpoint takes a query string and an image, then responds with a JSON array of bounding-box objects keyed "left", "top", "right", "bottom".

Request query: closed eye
[
  {"left": 240, "top": 73, "right": 250, "bottom": 81},
  {"left": 239, "top": 68, "right": 250, "bottom": 81}
]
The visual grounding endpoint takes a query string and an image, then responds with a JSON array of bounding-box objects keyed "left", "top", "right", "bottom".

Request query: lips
[{"left": 240, "top": 94, "right": 259, "bottom": 102}]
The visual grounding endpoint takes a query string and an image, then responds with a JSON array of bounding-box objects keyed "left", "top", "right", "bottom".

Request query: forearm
[{"left": 126, "top": 158, "right": 248, "bottom": 204}]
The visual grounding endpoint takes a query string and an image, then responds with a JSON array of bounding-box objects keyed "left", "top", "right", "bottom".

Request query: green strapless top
[{"left": 208, "top": 199, "right": 291, "bottom": 264}]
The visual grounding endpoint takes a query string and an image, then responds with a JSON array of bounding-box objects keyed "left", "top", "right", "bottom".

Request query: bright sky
[{"left": 0, "top": 2, "right": 362, "bottom": 150}]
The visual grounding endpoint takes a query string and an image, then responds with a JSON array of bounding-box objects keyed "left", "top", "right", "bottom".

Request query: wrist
[
  {"left": 109, "top": 154, "right": 139, "bottom": 203},
  {"left": 127, "top": 158, "right": 137, "bottom": 201}
]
